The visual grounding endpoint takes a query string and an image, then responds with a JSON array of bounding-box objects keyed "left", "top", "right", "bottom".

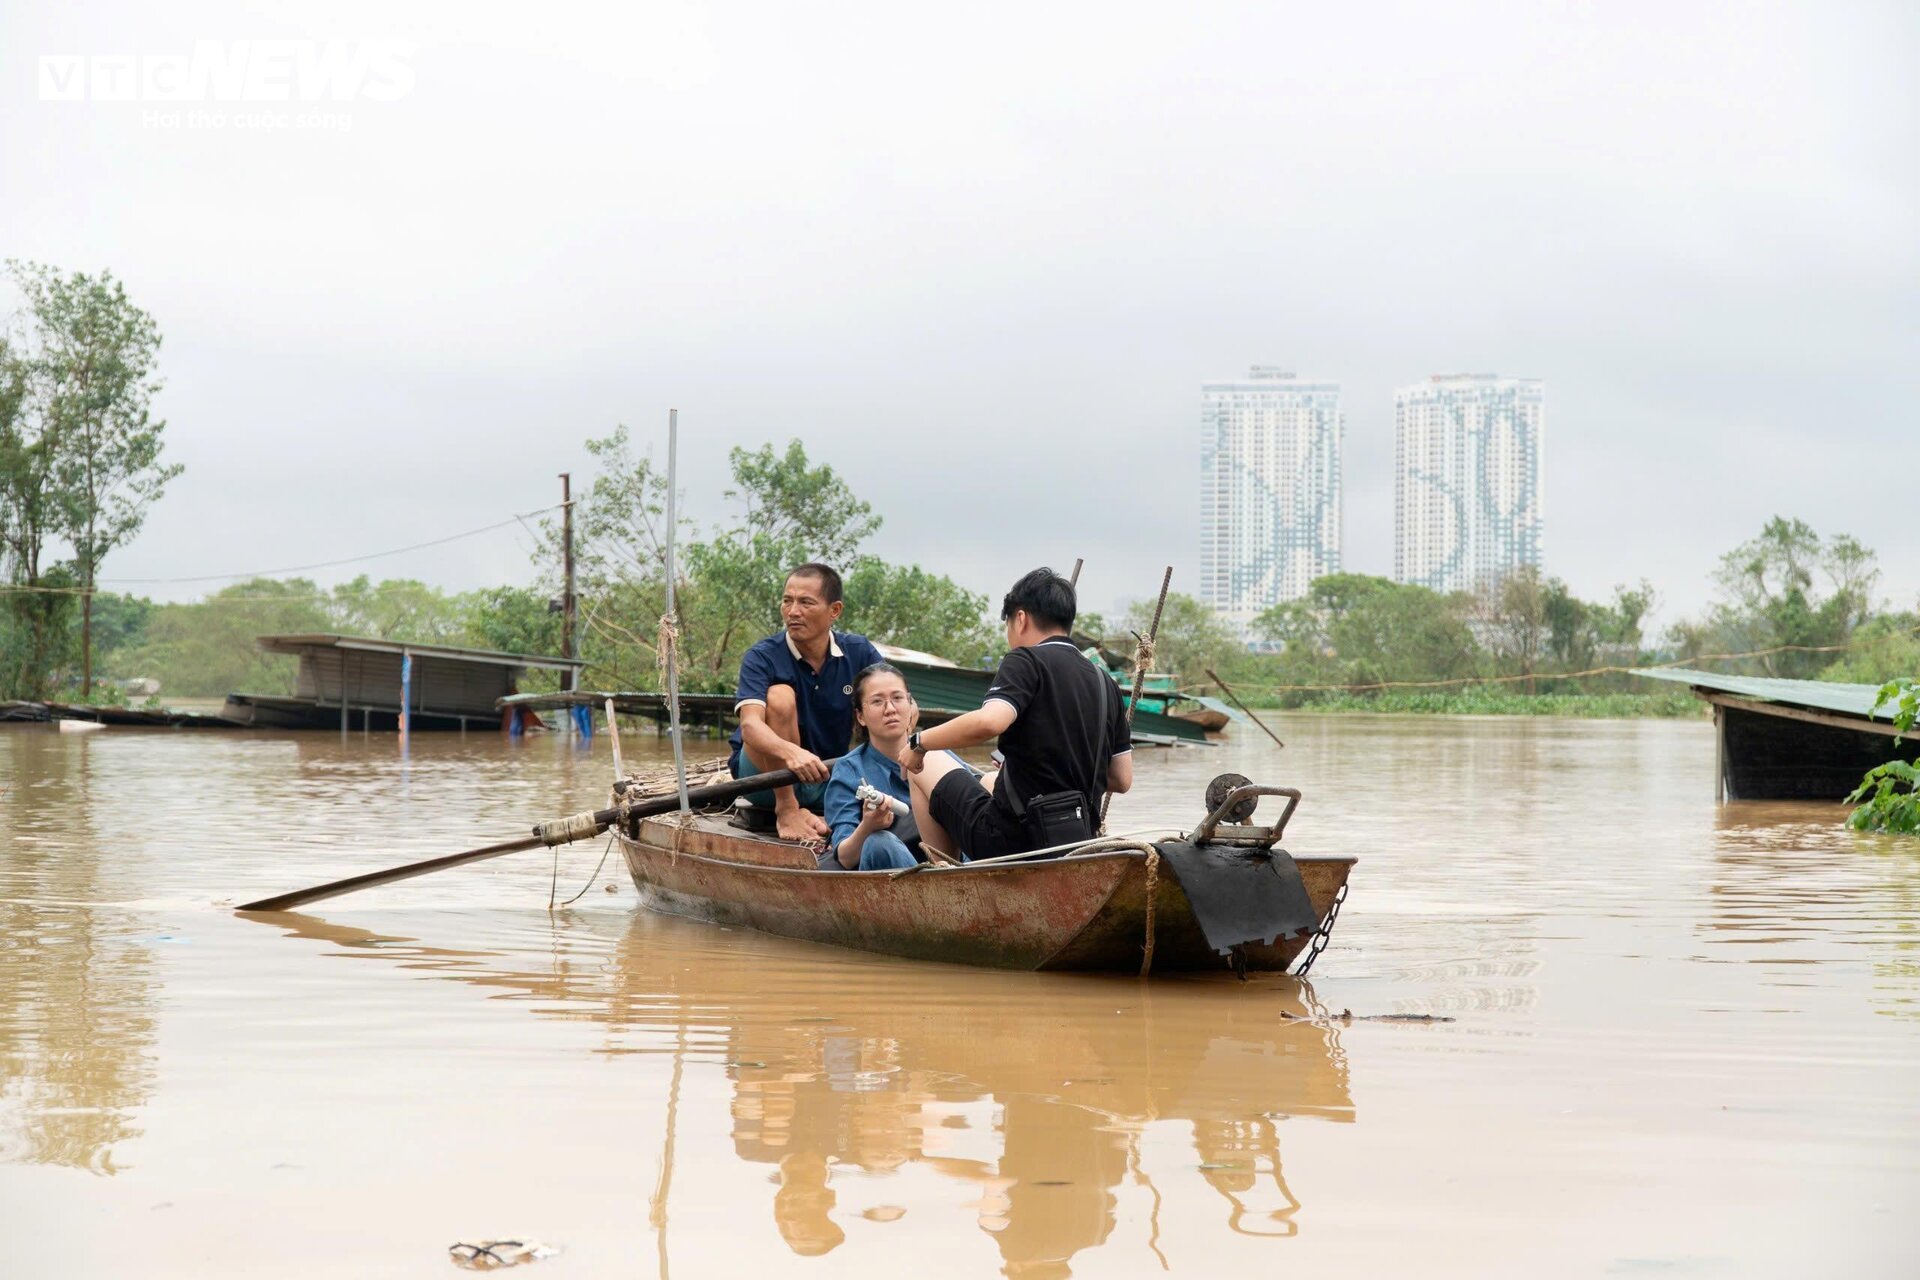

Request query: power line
[
  {"left": 1189, "top": 631, "right": 1920, "bottom": 697},
  {"left": 89, "top": 503, "right": 564, "bottom": 586}
]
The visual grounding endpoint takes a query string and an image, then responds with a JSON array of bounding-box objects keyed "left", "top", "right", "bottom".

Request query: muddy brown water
[{"left": 2, "top": 717, "right": 1916, "bottom": 1277}]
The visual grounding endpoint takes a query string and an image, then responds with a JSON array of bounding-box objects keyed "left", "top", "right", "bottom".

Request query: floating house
[
  {"left": 1635, "top": 668, "right": 1917, "bottom": 800},
  {"left": 224, "top": 634, "right": 586, "bottom": 731}
]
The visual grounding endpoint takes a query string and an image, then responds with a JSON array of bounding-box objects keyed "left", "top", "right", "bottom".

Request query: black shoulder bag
[{"left": 1001, "top": 783, "right": 1093, "bottom": 852}]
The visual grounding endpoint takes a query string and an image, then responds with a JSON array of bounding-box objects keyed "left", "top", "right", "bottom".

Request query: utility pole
[{"left": 560, "top": 472, "right": 576, "bottom": 693}]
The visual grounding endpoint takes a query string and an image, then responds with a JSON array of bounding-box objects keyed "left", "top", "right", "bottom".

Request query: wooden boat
[
  {"left": 615, "top": 780, "right": 1354, "bottom": 974},
  {"left": 1172, "top": 704, "right": 1232, "bottom": 732}
]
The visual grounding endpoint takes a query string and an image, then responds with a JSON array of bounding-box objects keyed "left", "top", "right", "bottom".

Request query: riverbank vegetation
[
  {"left": 1848, "top": 680, "right": 1920, "bottom": 835},
  {"left": 7, "top": 406, "right": 1913, "bottom": 722}
]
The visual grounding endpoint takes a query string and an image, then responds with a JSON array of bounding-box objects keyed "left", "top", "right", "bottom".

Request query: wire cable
[{"left": 92, "top": 503, "right": 565, "bottom": 586}]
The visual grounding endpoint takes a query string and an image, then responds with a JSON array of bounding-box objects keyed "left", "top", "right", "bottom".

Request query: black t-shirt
[{"left": 983, "top": 635, "right": 1131, "bottom": 824}]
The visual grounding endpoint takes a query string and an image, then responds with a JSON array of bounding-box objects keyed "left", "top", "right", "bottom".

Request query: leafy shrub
[{"left": 1848, "top": 681, "right": 1920, "bottom": 835}]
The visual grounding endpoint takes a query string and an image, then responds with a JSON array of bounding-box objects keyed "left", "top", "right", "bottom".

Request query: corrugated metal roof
[
  {"left": 257, "top": 633, "right": 585, "bottom": 670},
  {"left": 1633, "top": 668, "right": 1897, "bottom": 721}
]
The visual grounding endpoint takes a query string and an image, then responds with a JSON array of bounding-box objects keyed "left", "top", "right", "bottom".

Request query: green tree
[
  {"left": 1542, "top": 577, "right": 1594, "bottom": 670},
  {"left": 1821, "top": 608, "right": 1920, "bottom": 684},
  {"left": 680, "top": 441, "right": 879, "bottom": 684},
  {"left": 0, "top": 323, "right": 73, "bottom": 698},
  {"left": 841, "top": 557, "right": 994, "bottom": 664},
  {"left": 1120, "top": 591, "right": 1246, "bottom": 686},
  {"left": 460, "top": 585, "right": 565, "bottom": 659},
  {"left": 1691, "top": 517, "right": 1879, "bottom": 677},
  {"left": 1476, "top": 566, "right": 1549, "bottom": 687},
  {"left": 8, "top": 261, "right": 181, "bottom": 697},
  {"left": 1254, "top": 574, "right": 1480, "bottom": 700},
  {"left": 116, "top": 578, "right": 333, "bottom": 696},
  {"left": 327, "top": 576, "right": 469, "bottom": 644}
]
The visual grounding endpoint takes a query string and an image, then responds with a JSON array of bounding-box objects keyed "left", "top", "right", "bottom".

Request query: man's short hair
[
  {"left": 787, "top": 562, "right": 843, "bottom": 605},
  {"left": 1001, "top": 567, "right": 1076, "bottom": 632}
]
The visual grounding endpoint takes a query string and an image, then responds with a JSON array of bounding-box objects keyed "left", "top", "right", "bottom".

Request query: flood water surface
[{"left": 3, "top": 716, "right": 1917, "bottom": 1276}]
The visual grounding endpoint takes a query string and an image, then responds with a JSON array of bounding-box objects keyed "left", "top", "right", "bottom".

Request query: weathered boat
[{"left": 614, "top": 777, "right": 1354, "bottom": 974}]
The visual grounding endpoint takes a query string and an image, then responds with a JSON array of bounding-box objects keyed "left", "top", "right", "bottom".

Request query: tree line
[
  {"left": 1110, "top": 516, "right": 1915, "bottom": 713},
  {"left": 56, "top": 431, "right": 1001, "bottom": 701}
]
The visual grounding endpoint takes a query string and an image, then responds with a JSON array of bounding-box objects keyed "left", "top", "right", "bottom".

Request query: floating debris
[
  {"left": 1280, "top": 1009, "right": 1456, "bottom": 1025},
  {"left": 448, "top": 1240, "right": 558, "bottom": 1270}
]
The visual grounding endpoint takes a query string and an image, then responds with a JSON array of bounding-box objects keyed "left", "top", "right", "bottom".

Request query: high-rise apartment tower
[
  {"left": 1199, "top": 368, "right": 1343, "bottom": 636},
  {"left": 1393, "top": 374, "right": 1543, "bottom": 593}
]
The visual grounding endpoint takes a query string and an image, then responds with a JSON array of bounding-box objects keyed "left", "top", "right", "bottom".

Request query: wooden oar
[
  {"left": 236, "top": 762, "right": 833, "bottom": 912},
  {"left": 1205, "top": 668, "right": 1286, "bottom": 749}
]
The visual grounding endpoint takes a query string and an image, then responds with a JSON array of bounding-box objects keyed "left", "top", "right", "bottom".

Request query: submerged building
[
  {"left": 1199, "top": 368, "right": 1343, "bottom": 637},
  {"left": 1394, "top": 374, "right": 1543, "bottom": 593}
]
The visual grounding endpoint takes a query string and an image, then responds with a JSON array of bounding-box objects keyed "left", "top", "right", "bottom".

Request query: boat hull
[{"left": 617, "top": 815, "right": 1355, "bottom": 974}]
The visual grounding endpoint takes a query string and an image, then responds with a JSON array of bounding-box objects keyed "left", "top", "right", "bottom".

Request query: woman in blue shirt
[{"left": 822, "top": 664, "right": 970, "bottom": 870}]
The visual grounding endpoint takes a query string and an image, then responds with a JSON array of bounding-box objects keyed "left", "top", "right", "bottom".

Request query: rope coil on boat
[{"left": 1054, "top": 836, "right": 1164, "bottom": 976}]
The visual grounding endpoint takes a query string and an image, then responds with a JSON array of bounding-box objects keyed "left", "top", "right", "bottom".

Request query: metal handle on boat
[{"left": 1193, "top": 784, "right": 1300, "bottom": 848}]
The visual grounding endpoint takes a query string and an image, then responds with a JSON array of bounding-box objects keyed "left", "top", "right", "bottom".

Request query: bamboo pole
[
  {"left": 606, "top": 697, "right": 626, "bottom": 781},
  {"left": 1102, "top": 566, "right": 1172, "bottom": 830},
  {"left": 1205, "top": 667, "right": 1286, "bottom": 750}
]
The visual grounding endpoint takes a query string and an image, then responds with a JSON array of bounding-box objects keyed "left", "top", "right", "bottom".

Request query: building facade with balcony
[
  {"left": 1393, "top": 374, "right": 1543, "bottom": 594},
  {"left": 1200, "top": 368, "right": 1343, "bottom": 637}
]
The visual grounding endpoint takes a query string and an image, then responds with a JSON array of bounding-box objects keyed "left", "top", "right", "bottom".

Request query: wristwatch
[{"left": 908, "top": 730, "right": 923, "bottom": 753}]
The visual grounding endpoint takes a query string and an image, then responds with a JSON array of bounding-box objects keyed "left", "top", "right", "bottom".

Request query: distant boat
[{"left": 1071, "top": 644, "right": 1239, "bottom": 737}]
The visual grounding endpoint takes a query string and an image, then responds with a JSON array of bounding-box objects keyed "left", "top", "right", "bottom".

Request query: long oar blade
[
  {"left": 236, "top": 761, "right": 825, "bottom": 913},
  {"left": 237, "top": 834, "right": 544, "bottom": 912}
]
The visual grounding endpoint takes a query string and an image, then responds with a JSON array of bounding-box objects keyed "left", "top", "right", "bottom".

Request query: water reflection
[
  {"left": 1709, "top": 800, "right": 1920, "bottom": 1016},
  {"left": 0, "top": 731, "right": 157, "bottom": 1174},
  {"left": 252, "top": 909, "right": 1353, "bottom": 1275}
]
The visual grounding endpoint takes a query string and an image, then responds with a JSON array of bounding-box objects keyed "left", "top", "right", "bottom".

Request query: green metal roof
[
  {"left": 1633, "top": 668, "right": 1898, "bottom": 722},
  {"left": 890, "top": 655, "right": 1210, "bottom": 743}
]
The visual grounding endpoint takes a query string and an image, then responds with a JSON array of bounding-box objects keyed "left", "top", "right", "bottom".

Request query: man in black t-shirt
[{"left": 901, "top": 567, "right": 1133, "bottom": 860}]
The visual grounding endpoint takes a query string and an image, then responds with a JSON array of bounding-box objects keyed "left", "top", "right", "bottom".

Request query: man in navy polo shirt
[{"left": 730, "top": 562, "right": 885, "bottom": 843}]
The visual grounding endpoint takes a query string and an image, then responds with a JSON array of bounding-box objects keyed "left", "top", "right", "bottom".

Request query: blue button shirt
[
  {"left": 728, "top": 630, "right": 885, "bottom": 759},
  {"left": 823, "top": 741, "right": 969, "bottom": 870},
  {"left": 824, "top": 742, "right": 913, "bottom": 859}
]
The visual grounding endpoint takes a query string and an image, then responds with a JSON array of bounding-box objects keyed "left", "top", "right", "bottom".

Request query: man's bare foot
[{"left": 776, "top": 808, "right": 830, "bottom": 843}]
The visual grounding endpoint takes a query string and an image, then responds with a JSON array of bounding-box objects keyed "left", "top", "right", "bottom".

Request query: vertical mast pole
[
  {"left": 664, "top": 410, "right": 691, "bottom": 816},
  {"left": 561, "top": 472, "right": 576, "bottom": 694}
]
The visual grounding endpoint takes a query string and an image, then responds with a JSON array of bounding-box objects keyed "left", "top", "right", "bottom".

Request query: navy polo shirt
[{"left": 728, "top": 630, "right": 886, "bottom": 759}]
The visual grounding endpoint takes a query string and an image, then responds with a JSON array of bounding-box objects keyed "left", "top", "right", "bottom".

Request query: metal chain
[{"left": 1292, "top": 881, "right": 1348, "bottom": 978}]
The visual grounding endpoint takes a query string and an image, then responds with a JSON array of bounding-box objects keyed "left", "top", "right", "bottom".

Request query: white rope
[{"left": 884, "top": 828, "right": 1182, "bottom": 878}]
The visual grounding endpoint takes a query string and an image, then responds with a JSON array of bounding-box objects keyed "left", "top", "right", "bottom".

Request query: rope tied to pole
[
  {"left": 1140, "top": 843, "right": 1159, "bottom": 977},
  {"left": 656, "top": 612, "right": 680, "bottom": 685},
  {"left": 1131, "top": 630, "right": 1156, "bottom": 672}
]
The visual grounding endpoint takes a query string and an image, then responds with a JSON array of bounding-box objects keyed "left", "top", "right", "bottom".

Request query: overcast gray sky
[{"left": 4, "top": 1, "right": 1915, "bottom": 631}]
